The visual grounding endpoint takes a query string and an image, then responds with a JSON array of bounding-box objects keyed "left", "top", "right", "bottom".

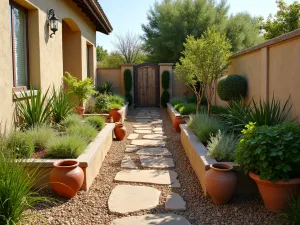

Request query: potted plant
[
  {"left": 235, "top": 122, "right": 300, "bottom": 213},
  {"left": 63, "top": 72, "right": 97, "bottom": 115}
]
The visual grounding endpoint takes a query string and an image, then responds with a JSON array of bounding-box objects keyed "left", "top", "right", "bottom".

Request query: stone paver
[
  {"left": 133, "top": 125, "right": 153, "bottom": 128},
  {"left": 169, "top": 180, "right": 181, "bottom": 188},
  {"left": 131, "top": 139, "right": 166, "bottom": 146},
  {"left": 134, "top": 130, "right": 152, "bottom": 134},
  {"left": 135, "top": 116, "right": 152, "bottom": 119},
  {"left": 154, "top": 131, "right": 165, "bottom": 135},
  {"left": 114, "top": 169, "right": 178, "bottom": 185},
  {"left": 136, "top": 148, "right": 172, "bottom": 156},
  {"left": 143, "top": 134, "right": 167, "bottom": 140},
  {"left": 108, "top": 185, "right": 160, "bottom": 214},
  {"left": 136, "top": 119, "right": 151, "bottom": 123},
  {"left": 165, "top": 193, "right": 186, "bottom": 211},
  {"left": 111, "top": 214, "right": 191, "bottom": 225},
  {"left": 153, "top": 127, "right": 163, "bottom": 132},
  {"left": 140, "top": 155, "right": 175, "bottom": 168},
  {"left": 121, "top": 156, "right": 138, "bottom": 169},
  {"left": 127, "top": 133, "right": 139, "bottom": 140},
  {"left": 134, "top": 127, "right": 153, "bottom": 130}
]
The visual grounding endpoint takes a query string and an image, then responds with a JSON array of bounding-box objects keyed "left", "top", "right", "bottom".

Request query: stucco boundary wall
[
  {"left": 22, "top": 123, "right": 115, "bottom": 191},
  {"left": 179, "top": 124, "right": 258, "bottom": 197},
  {"left": 214, "top": 28, "right": 300, "bottom": 122}
]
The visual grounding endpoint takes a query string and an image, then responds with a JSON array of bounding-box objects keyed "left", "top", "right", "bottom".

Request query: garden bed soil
[
  {"left": 179, "top": 124, "right": 259, "bottom": 197},
  {"left": 83, "top": 102, "right": 129, "bottom": 123},
  {"left": 22, "top": 123, "right": 115, "bottom": 191}
]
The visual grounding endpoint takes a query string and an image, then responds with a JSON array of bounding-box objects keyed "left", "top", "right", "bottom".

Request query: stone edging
[
  {"left": 22, "top": 123, "right": 115, "bottom": 191},
  {"left": 179, "top": 124, "right": 258, "bottom": 197}
]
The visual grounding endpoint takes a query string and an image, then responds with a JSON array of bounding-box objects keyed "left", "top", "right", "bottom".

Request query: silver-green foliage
[
  {"left": 85, "top": 116, "right": 105, "bottom": 130},
  {"left": 5, "top": 131, "right": 34, "bottom": 158},
  {"left": 207, "top": 130, "right": 238, "bottom": 161},
  {"left": 60, "top": 114, "right": 82, "bottom": 127},
  {"left": 46, "top": 135, "right": 87, "bottom": 159},
  {"left": 26, "top": 126, "right": 57, "bottom": 152},
  {"left": 66, "top": 123, "right": 98, "bottom": 142},
  {"left": 188, "top": 113, "right": 224, "bottom": 143}
]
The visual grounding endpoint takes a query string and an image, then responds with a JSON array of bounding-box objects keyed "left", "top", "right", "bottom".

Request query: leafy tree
[
  {"left": 142, "top": 0, "right": 262, "bottom": 63},
  {"left": 175, "top": 27, "right": 231, "bottom": 115},
  {"left": 96, "top": 46, "right": 108, "bottom": 62},
  {"left": 260, "top": 0, "right": 300, "bottom": 39},
  {"left": 99, "top": 52, "right": 125, "bottom": 67}
]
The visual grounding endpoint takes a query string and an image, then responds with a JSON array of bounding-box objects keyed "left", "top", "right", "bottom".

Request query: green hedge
[
  {"left": 217, "top": 74, "right": 247, "bottom": 101},
  {"left": 124, "top": 69, "right": 132, "bottom": 93},
  {"left": 161, "top": 90, "right": 170, "bottom": 108},
  {"left": 162, "top": 71, "right": 170, "bottom": 90}
]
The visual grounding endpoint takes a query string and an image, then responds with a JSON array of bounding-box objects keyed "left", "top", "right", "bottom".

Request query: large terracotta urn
[
  {"left": 76, "top": 106, "right": 85, "bottom": 115},
  {"left": 109, "top": 108, "right": 122, "bottom": 122},
  {"left": 173, "top": 115, "right": 184, "bottom": 132},
  {"left": 249, "top": 172, "right": 300, "bottom": 214},
  {"left": 114, "top": 123, "right": 127, "bottom": 140},
  {"left": 205, "top": 163, "right": 237, "bottom": 204},
  {"left": 50, "top": 160, "right": 84, "bottom": 198}
]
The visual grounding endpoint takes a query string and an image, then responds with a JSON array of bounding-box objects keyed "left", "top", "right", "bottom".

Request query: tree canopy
[
  {"left": 96, "top": 46, "right": 108, "bottom": 62},
  {"left": 260, "top": 0, "right": 300, "bottom": 40},
  {"left": 142, "top": 0, "right": 263, "bottom": 63}
]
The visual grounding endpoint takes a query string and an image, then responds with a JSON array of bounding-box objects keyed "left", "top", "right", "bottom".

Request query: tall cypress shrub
[
  {"left": 161, "top": 70, "right": 170, "bottom": 107},
  {"left": 124, "top": 69, "right": 133, "bottom": 105}
]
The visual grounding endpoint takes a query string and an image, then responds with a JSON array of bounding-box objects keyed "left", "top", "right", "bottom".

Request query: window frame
[{"left": 9, "top": 1, "right": 30, "bottom": 89}]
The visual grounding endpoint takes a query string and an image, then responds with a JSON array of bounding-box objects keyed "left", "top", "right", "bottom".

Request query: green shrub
[
  {"left": 85, "top": 97, "right": 95, "bottom": 114},
  {"left": 220, "top": 96, "right": 293, "bottom": 133},
  {"left": 200, "top": 105, "right": 228, "bottom": 115},
  {"left": 125, "top": 92, "right": 133, "bottom": 106},
  {"left": 0, "top": 148, "right": 48, "bottom": 224},
  {"left": 96, "top": 81, "right": 116, "bottom": 95},
  {"left": 188, "top": 113, "right": 224, "bottom": 143},
  {"left": 178, "top": 103, "right": 196, "bottom": 115},
  {"left": 60, "top": 114, "right": 82, "bottom": 127},
  {"left": 26, "top": 126, "right": 56, "bottom": 152},
  {"left": 161, "top": 90, "right": 170, "bottom": 108},
  {"left": 174, "top": 103, "right": 184, "bottom": 111},
  {"left": 185, "top": 95, "right": 207, "bottom": 105},
  {"left": 170, "top": 97, "right": 186, "bottom": 106},
  {"left": 109, "top": 103, "right": 123, "bottom": 109},
  {"left": 94, "top": 94, "right": 109, "bottom": 113},
  {"left": 124, "top": 69, "right": 132, "bottom": 93},
  {"left": 51, "top": 87, "right": 74, "bottom": 123},
  {"left": 66, "top": 123, "right": 98, "bottom": 142},
  {"left": 47, "top": 135, "right": 87, "bottom": 159},
  {"left": 14, "top": 88, "right": 53, "bottom": 129},
  {"left": 5, "top": 131, "right": 34, "bottom": 158},
  {"left": 217, "top": 74, "right": 247, "bottom": 101},
  {"left": 85, "top": 116, "right": 105, "bottom": 130},
  {"left": 235, "top": 122, "right": 300, "bottom": 181},
  {"left": 107, "top": 94, "right": 125, "bottom": 106},
  {"left": 162, "top": 70, "right": 170, "bottom": 90},
  {"left": 281, "top": 194, "right": 300, "bottom": 225},
  {"left": 207, "top": 130, "right": 238, "bottom": 161}
]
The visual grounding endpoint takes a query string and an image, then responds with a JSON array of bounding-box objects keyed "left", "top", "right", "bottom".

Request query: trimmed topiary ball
[
  {"left": 161, "top": 90, "right": 170, "bottom": 108},
  {"left": 217, "top": 74, "right": 247, "bottom": 101}
]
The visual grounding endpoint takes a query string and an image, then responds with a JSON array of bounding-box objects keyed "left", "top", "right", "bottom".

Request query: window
[{"left": 10, "top": 3, "right": 29, "bottom": 88}]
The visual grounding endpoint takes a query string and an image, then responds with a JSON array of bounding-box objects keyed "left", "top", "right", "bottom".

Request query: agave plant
[
  {"left": 96, "top": 81, "right": 116, "bottom": 95},
  {"left": 15, "top": 88, "right": 53, "bottom": 129},
  {"left": 220, "top": 96, "right": 293, "bottom": 133},
  {"left": 51, "top": 87, "right": 74, "bottom": 123}
]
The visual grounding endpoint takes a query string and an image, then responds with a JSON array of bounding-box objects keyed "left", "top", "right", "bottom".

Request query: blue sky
[{"left": 97, "top": 0, "right": 297, "bottom": 52}]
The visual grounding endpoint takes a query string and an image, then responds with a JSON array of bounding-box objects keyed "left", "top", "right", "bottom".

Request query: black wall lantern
[{"left": 48, "top": 9, "right": 58, "bottom": 38}]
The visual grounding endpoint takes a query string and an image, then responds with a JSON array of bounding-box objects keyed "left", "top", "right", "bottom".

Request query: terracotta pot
[
  {"left": 114, "top": 123, "right": 127, "bottom": 140},
  {"left": 205, "top": 163, "right": 237, "bottom": 204},
  {"left": 109, "top": 108, "right": 122, "bottom": 122},
  {"left": 105, "top": 115, "right": 113, "bottom": 123},
  {"left": 50, "top": 160, "right": 84, "bottom": 198},
  {"left": 249, "top": 172, "right": 300, "bottom": 214},
  {"left": 75, "top": 106, "right": 85, "bottom": 115},
  {"left": 173, "top": 115, "right": 184, "bottom": 132}
]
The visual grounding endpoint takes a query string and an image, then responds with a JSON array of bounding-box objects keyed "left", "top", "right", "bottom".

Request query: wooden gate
[{"left": 134, "top": 63, "right": 159, "bottom": 107}]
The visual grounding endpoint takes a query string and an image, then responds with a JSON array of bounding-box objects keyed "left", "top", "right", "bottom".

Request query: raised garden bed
[
  {"left": 23, "top": 123, "right": 115, "bottom": 191},
  {"left": 167, "top": 103, "right": 190, "bottom": 123},
  {"left": 179, "top": 124, "right": 259, "bottom": 197},
  {"left": 83, "top": 102, "right": 129, "bottom": 123}
]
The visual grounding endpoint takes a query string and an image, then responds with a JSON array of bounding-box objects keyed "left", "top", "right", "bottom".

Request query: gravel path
[{"left": 30, "top": 108, "right": 285, "bottom": 225}]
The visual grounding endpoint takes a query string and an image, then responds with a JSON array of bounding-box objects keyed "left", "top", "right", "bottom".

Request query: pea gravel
[{"left": 28, "top": 108, "right": 285, "bottom": 225}]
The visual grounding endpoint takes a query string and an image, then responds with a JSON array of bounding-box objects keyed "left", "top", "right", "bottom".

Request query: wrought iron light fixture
[{"left": 48, "top": 9, "right": 58, "bottom": 38}]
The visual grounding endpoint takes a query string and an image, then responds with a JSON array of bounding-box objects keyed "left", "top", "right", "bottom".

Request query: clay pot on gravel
[
  {"left": 50, "top": 160, "right": 84, "bottom": 198},
  {"left": 173, "top": 115, "right": 184, "bottom": 132},
  {"left": 109, "top": 108, "right": 122, "bottom": 122},
  {"left": 249, "top": 172, "right": 300, "bottom": 214},
  {"left": 205, "top": 163, "right": 237, "bottom": 204},
  {"left": 75, "top": 106, "right": 85, "bottom": 115},
  {"left": 114, "top": 123, "right": 127, "bottom": 141}
]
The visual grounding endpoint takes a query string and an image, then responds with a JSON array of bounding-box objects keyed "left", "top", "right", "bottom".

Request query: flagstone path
[{"left": 110, "top": 108, "right": 190, "bottom": 225}]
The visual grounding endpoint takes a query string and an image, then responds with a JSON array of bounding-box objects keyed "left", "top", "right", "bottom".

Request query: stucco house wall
[{"left": 0, "top": 0, "right": 109, "bottom": 131}]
